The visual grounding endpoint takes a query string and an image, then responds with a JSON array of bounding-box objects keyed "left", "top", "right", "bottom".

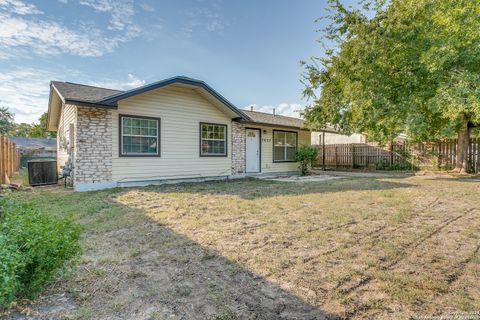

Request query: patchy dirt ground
[{"left": 4, "top": 175, "right": 480, "bottom": 319}]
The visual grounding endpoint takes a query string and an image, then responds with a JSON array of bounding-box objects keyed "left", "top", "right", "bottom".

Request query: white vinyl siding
[
  {"left": 245, "top": 125, "right": 311, "bottom": 173},
  {"left": 112, "top": 85, "right": 232, "bottom": 181}
]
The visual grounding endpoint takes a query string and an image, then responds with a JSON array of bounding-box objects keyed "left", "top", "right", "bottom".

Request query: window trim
[
  {"left": 199, "top": 122, "right": 228, "bottom": 157},
  {"left": 118, "top": 114, "right": 161, "bottom": 157},
  {"left": 272, "top": 129, "right": 298, "bottom": 163}
]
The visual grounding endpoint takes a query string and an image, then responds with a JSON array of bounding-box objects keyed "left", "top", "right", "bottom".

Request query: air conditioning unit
[{"left": 28, "top": 160, "right": 58, "bottom": 186}]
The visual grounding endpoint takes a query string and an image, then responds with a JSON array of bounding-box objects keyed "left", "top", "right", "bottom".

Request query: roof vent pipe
[
  {"left": 250, "top": 105, "right": 254, "bottom": 111},
  {"left": 273, "top": 108, "right": 276, "bottom": 116}
]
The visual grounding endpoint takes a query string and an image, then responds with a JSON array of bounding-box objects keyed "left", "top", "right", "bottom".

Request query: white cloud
[
  {"left": 0, "top": 68, "right": 146, "bottom": 123},
  {"left": 182, "top": 3, "right": 226, "bottom": 37},
  {"left": 0, "top": 0, "right": 42, "bottom": 15},
  {"left": 88, "top": 73, "right": 145, "bottom": 90},
  {"left": 0, "top": 0, "right": 140, "bottom": 58},
  {"left": 138, "top": 2, "right": 154, "bottom": 12},
  {"left": 79, "top": 0, "right": 139, "bottom": 33},
  {"left": 0, "top": 68, "right": 54, "bottom": 123},
  {"left": 244, "top": 103, "right": 305, "bottom": 119}
]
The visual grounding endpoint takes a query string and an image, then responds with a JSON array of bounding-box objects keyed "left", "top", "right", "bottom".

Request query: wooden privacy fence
[
  {"left": 0, "top": 135, "right": 20, "bottom": 184},
  {"left": 313, "top": 143, "right": 412, "bottom": 170},
  {"left": 313, "top": 138, "right": 480, "bottom": 173},
  {"left": 414, "top": 138, "right": 480, "bottom": 173}
]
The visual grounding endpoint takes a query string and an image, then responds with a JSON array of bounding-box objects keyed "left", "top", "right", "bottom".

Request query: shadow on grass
[
  {"left": 136, "top": 176, "right": 415, "bottom": 200},
  {"left": 6, "top": 186, "right": 341, "bottom": 319},
  {"left": 5, "top": 177, "right": 416, "bottom": 319}
]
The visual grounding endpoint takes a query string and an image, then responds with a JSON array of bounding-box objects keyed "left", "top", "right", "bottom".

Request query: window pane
[
  {"left": 286, "top": 147, "right": 296, "bottom": 161},
  {"left": 132, "top": 119, "right": 140, "bottom": 127},
  {"left": 121, "top": 116, "right": 159, "bottom": 155},
  {"left": 274, "top": 146, "right": 285, "bottom": 161},
  {"left": 148, "top": 138, "right": 157, "bottom": 153},
  {"left": 286, "top": 133, "right": 296, "bottom": 146},
  {"left": 200, "top": 124, "right": 226, "bottom": 155},
  {"left": 274, "top": 132, "right": 285, "bottom": 146}
]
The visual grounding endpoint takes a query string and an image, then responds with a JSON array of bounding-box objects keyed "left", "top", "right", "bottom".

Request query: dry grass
[{"left": 7, "top": 175, "right": 480, "bottom": 319}]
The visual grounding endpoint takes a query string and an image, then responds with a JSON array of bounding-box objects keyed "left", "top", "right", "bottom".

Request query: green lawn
[{"left": 7, "top": 175, "right": 480, "bottom": 319}]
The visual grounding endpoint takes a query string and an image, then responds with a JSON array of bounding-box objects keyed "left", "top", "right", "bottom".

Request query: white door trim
[{"left": 245, "top": 128, "right": 261, "bottom": 173}]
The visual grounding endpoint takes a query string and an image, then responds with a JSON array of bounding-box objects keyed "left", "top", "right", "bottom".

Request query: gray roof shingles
[
  {"left": 242, "top": 110, "right": 306, "bottom": 129},
  {"left": 241, "top": 110, "right": 337, "bottom": 132},
  {"left": 52, "top": 81, "right": 123, "bottom": 103}
]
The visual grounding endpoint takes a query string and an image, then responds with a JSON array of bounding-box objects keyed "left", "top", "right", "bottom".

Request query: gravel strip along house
[{"left": 46, "top": 76, "right": 328, "bottom": 191}]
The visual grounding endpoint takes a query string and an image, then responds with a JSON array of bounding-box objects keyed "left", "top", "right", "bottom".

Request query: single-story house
[{"left": 46, "top": 76, "right": 325, "bottom": 191}]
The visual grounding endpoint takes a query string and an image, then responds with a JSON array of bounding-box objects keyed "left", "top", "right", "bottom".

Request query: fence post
[
  {"left": 334, "top": 146, "right": 338, "bottom": 169},
  {"left": 322, "top": 131, "right": 326, "bottom": 171},
  {"left": 350, "top": 144, "right": 354, "bottom": 169},
  {"left": 389, "top": 141, "right": 393, "bottom": 169}
]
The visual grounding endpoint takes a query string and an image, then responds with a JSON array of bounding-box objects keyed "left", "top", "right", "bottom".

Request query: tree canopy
[
  {"left": 0, "top": 108, "right": 56, "bottom": 138},
  {"left": 302, "top": 0, "right": 480, "bottom": 147},
  {"left": 0, "top": 107, "right": 15, "bottom": 135},
  {"left": 28, "top": 113, "right": 56, "bottom": 138}
]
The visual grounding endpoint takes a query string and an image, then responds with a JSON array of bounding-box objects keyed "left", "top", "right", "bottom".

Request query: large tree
[
  {"left": 28, "top": 113, "right": 56, "bottom": 138},
  {"left": 0, "top": 107, "right": 15, "bottom": 135},
  {"left": 302, "top": 0, "right": 480, "bottom": 172},
  {"left": 10, "top": 123, "right": 32, "bottom": 137}
]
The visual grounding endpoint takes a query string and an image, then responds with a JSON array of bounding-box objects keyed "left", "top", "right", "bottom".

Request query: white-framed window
[
  {"left": 120, "top": 115, "right": 160, "bottom": 157},
  {"left": 273, "top": 130, "right": 297, "bottom": 162},
  {"left": 200, "top": 123, "right": 227, "bottom": 157}
]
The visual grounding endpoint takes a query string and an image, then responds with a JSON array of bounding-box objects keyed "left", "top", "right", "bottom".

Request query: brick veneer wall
[
  {"left": 231, "top": 121, "right": 245, "bottom": 175},
  {"left": 74, "top": 106, "right": 113, "bottom": 184}
]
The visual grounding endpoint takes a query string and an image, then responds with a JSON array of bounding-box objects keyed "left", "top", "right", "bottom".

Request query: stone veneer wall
[
  {"left": 231, "top": 121, "right": 245, "bottom": 175},
  {"left": 74, "top": 106, "right": 113, "bottom": 184}
]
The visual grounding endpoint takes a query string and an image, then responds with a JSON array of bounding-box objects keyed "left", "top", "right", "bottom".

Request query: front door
[{"left": 246, "top": 129, "right": 260, "bottom": 173}]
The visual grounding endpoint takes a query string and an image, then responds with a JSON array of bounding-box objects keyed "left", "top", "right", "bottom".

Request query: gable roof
[
  {"left": 97, "top": 76, "right": 242, "bottom": 116},
  {"left": 47, "top": 76, "right": 251, "bottom": 130},
  {"left": 51, "top": 82, "right": 122, "bottom": 105},
  {"left": 51, "top": 76, "right": 249, "bottom": 120},
  {"left": 241, "top": 110, "right": 337, "bottom": 132}
]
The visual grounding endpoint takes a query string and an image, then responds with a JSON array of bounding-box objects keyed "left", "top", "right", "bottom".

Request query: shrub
[
  {"left": 295, "top": 146, "right": 319, "bottom": 176},
  {"left": 0, "top": 197, "right": 80, "bottom": 307}
]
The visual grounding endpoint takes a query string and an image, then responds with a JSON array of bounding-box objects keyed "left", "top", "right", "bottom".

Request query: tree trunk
[{"left": 455, "top": 119, "right": 471, "bottom": 173}]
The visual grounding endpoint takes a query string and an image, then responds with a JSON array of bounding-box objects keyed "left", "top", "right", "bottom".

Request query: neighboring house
[
  {"left": 311, "top": 132, "right": 367, "bottom": 145},
  {"left": 46, "top": 76, "right": 317, "bottom": 191},
  {"left": 8, "top": 137, "right": 57, "bottom": 167}
]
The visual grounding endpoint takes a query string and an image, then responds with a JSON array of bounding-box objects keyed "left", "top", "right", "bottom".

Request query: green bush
[
  {"left": 0, "top": 197, "right": 80, "bottom": 307},
  {"left": 295, "top": 145, "right": 319, "bottom": 176}
]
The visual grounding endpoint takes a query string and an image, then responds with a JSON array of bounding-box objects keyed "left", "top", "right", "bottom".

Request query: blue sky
[{"left": 0, "top": 0, "right": 349, "bottom": 123}]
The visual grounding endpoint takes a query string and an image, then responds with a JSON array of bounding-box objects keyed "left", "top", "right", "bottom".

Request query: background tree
[
  {"left": 302, "top": 0, "right": 480, "bottom": 172},
  {"left": 10, "top": 123, "right": 32, "bottom": 137},
  {"left": 0, "top": 107, "right": 15, "bottom": 135},
  {"left": 28, "top": 113, "right": 56, "bottom": 138}
]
